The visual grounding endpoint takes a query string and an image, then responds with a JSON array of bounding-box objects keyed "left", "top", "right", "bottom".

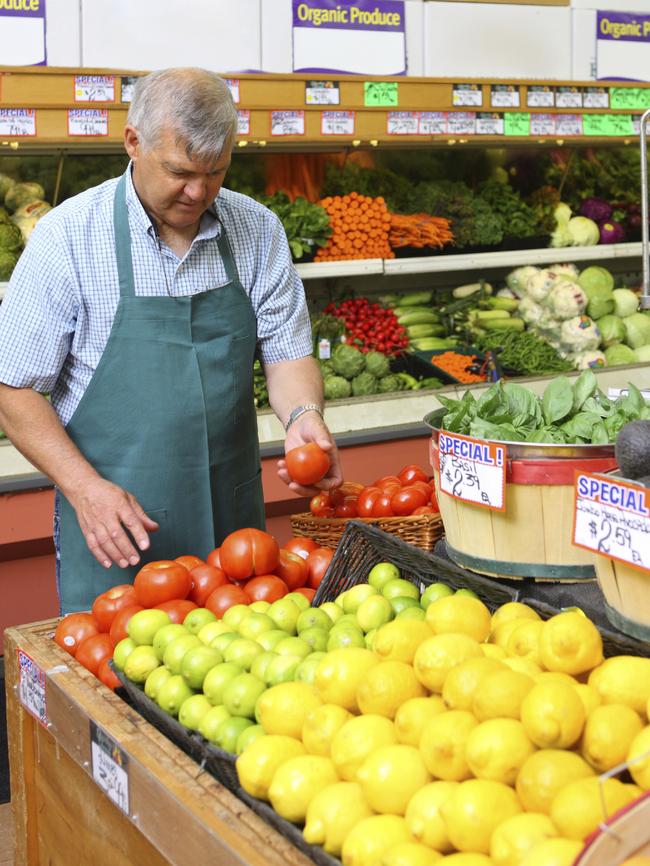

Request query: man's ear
[{"left": 124, "top": 125, "right": 140, "bottom": 160}]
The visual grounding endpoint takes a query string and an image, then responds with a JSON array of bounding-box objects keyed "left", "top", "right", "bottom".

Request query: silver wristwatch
[{"left": 285, "top": 403, "right": 324, "bottom": 432}]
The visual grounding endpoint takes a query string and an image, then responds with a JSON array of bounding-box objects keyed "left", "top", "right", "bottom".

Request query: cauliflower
[
  {"left": 4, "top": 181, "right": 45, "bottom": 213},
  {"left": 574, "top": 350, "right": 606, "bottom": 370},
  {"left": 364, "top": 351, "right": 390, "bottom": 378},
  {"left": 518, "top": 297, "right": 545, "bottom": 326},
  {"left": 550, "top": 263, "right": 580, "bottom": 281},
  {"left": 506, "top": 265, "right": 540, "bottom": 298},
  {"left": 560, "top": 316, "right": 601, "bottom": 353},
  {"left": 331, "top": 344, "right": 365, "bottom": 379},
  {"left": 525, "top": 268, "right": 559, "bottom": 303},
  {"left": 323, "top": 375, "right": 352, "bottom": 400},
  {"left": 545, "top": 281, "right": 588, "bottom": 320},
  {"left": 351, "top": 371, "right": 378, "bottom": 396}
]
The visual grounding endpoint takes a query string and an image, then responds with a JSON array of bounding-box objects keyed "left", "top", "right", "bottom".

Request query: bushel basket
[{"left": 291, "top": 510, "right": 444, "bottom": 552}]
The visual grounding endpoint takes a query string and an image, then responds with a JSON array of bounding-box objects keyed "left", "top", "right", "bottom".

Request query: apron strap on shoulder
[
  {"left": 113, "top": 172, "right": 137, "bottom": 298},
  {"left": 216, "top": 225, "right": 240, "bottom": 286}
]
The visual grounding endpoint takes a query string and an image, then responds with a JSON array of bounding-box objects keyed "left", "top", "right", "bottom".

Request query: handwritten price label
[
  {"left": 68, "top": 109, "right": 108, "bottom": 137},
  {"left": 527, "top": 86, "right": 555, "bottom": 108},
  {"left": 447, "top": 112, "right": 476, "bottom": 135},
  {"left": 491, "top": 85, "right": 519, "bottom": 108},
  {"left": 75, "top": 75, "right": 115, "bottom": 102},
  {"left": 306, "top": 81, "right": 340, "bottom": 105},
  {"left": 226, "top": 79, "right": 240, "bottom": 104},
  {"left": 476, "top": 113, "right": 504, "bottom": 136},
  {"left": 419, "top": 112, "right": 447, "bottom": 135},
  {"left": 530, "top": 114, "right": 556, "bottom": 136},
  {"left": 120, "top": 76, "right": 138, "bottom": 103},
  {"left": 90, "top": 722, "right": 130, "bottom": 815},
  {"left": 0, "top": 109, "right": 36, "bottom": 137},
  {"left": 452, "top": 84, "right": 482, "bottom": 107},
  {"left": 556, "top": 87, "right": 583, "bottom": 109},
  {"left": 437, "top": 432, "right": 506, "bottom": 512},
  {"left": 555, "top": 114, "right": 583, "bottom": 137},
  {"left": 237, "top": 110, "right": 250, "bottom": 136},
  {"left": 387, "top": 111, "right": 419, "bottom": 135},
  {"left": 573, "top": 473, "right": 650, "bottom": 572},
  {"left": 584, "top": 87, "right": 609, "bottom": 109},
  {"left": 17, "top": 650, "right": 47, "bottom": 726},
  {"left": 271, "top": 111, "right": 305, "bottom": 136},
  {"left": 610, "top": 87, "right": 650, "bottom": 111},
  {"left": 321, "top": 111, "right": 354, "bottom": 135}
]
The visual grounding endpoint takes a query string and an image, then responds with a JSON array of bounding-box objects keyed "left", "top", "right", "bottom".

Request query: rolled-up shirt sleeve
[
  {"left": 0, "top": 217, "right": 77, "bottom": 393},
  {"left": 251, "top": 210, "right": 313, "bottom": 365}
]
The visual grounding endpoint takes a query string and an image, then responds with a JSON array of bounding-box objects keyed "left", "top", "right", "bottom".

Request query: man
[{"left": 0, "top": 68, "right": 341, "bottom": 614}]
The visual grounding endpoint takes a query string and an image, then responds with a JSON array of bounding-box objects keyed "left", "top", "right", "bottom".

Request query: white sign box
[{"left": 596, "top": 11, "right": 650, "bottom": 82}]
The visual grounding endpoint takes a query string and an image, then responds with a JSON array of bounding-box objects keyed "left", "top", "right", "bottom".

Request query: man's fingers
[{"left": 124, "top": 498, "right": 159, "bottom": 548}]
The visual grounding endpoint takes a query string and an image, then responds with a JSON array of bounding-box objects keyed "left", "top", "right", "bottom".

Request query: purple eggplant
[{"left": 579, "top": 198, "right": 613, "bottom": 222}]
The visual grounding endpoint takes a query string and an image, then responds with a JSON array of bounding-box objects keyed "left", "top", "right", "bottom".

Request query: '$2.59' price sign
[{"left": 436, "top": 431, "right": 507, "bottom": 511}]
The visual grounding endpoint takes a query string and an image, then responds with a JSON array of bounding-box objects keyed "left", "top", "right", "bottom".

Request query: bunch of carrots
[
  {"left": 315, "top": 193, "right": 394, "bottom": 262},
  {"left": 432, "top": 351, "right": 486, "bottom": 384},
  {"left": 389, "top": 213, "right": 454, "bottom": 250}
]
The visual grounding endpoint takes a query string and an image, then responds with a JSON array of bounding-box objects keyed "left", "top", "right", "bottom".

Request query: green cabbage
[
  {"left": 634, "top": 345, "right": 650, "bottom": 363},
  {"left": 612, "top": 288, "right": 639, "bottom": 318},
  {"left": 0, "top": 249, "right": 18, "bottom": 280},
  {"left": 604, "top": 344, "right": 637, "bottom": 366},
  {"left": 0, "top": 174, "right": 15, "bottom": 201},
  {"left": 377, "top": 374, "right": 403, "bottom": 393},
  {"left": 623, "top": 312, "right": 650, "bottom": 349},
  {"left": 323, "top": 375, "right": 352, "bottom": 400},
  {"left": 0, "top": 207, "right": 10, "bottom": 224},
  {"left": 331, "top": 344, "right": 365, "bottom": 379},
  {"left": 364, "top": 351, "right": 390, "bottom": 378},
  {"left": 578, "top": 266, "right": 615, "bottom": 296},
  {"left": 4, "top": 182, "right": 45, "bottom": 213},
  {"left": 351, "top": 371, "right": 378, "bottom": 396},
  {"left": 596, "top": 314, "right": 625, "bottom": 347},
  {"left": 567, "top": 216, "right": 600, "bottom": 246},
  {"left": 0, "top": 222, "right": 23, "bottom": 253}
]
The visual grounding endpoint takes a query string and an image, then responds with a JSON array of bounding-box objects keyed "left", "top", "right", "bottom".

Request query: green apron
[{"left": 57, "top": 172, "right": 265, "bottom": 614}]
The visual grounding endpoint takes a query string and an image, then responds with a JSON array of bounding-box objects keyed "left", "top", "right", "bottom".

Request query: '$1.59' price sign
[
  {"left": 573, "top": 472, "right": 650, "bottom": 571},
  {"left": 436, "top": 431, "right": 506, "bottom": 512}
]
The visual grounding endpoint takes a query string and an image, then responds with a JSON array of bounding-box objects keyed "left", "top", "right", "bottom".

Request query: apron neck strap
[
  {"left": 113, "top": 172, "right": 136, "bottom": 298},
  {"left": 216, "top": 224, "right": 240, "bottom": 285}
]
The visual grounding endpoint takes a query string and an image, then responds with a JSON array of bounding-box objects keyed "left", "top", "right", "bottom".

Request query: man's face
[{"left": 125, "top": 126, "right": 231, "bottom": 230}]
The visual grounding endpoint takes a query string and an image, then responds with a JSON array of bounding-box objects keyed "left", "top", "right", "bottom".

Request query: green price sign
[
  {"left": 583, "top": 114, "right": 634, "bottom": 136},
  {"left": 610, "top": 88, "right": 650, "bottom": 111},
  {"left": 504, "top": 112, "right": 531, "bottom": 136},
  {"left": 364, "top": 81, "right": 398, "bottom": 107}
]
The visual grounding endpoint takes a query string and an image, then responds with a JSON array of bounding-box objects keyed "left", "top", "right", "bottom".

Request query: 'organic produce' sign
[
  {"left": 573, "top": 472, "right": 650, "bottom": 572},
  {"left": 0, "top": 0, "right": 46, "bottom": 66},
  {"left": 436, "top": 432, "right": 506, "bottom": 512},
  {"left": 596, "top": 11, "right": 650, "bottom": 82}
]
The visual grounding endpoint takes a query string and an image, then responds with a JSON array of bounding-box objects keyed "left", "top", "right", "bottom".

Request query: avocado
[{"left": 615, "top": 420, "right": 650, "bottom": 480}]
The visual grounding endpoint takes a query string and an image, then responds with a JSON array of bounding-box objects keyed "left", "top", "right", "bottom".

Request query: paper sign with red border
[
  {"left": 237, "top": 110, "right": 250, "bottom": 136},
  {"left": 436, "top": 431, "right": 507, "bottom": 512},
  {"left": 270, "top": 110, "right": 305, "bottom": 136},
  {"left": 321, "top": 110, "right": 355, "bottom": 135},
  {"left": 572, "top": 471, "right": 650, "bottom": 573},
  {"left": 0, "top": 108, "right": 36, "bottom": 137},
  {"left": 226, "top": 79, "right": 240, "bottom": 104},
  {"left": 387, "top": 111, "right": 419, "bottom": 135},
  {"left": 68, "top": 109, "right": 109, "bottom": 137},
  {"left": 74, "top": 75, "right": 115, "bottom": 103},
  {"left": 17, "top": 649, "right": 48, "bottom": 727}
]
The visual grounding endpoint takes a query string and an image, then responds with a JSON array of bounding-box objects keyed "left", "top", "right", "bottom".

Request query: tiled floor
[{"left": 0, "top": 803, "right": 13, "bottom": 866}]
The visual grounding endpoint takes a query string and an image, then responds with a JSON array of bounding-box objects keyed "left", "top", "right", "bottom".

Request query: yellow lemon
[
  {"left": 491, "top": 618, "right": 534, "bottom": 650},
  {"left": 357, "top": 660, "right": 427, "bottom": 719},
  {"left": 539, "top": 612, "right": 603, "bottom": 676},
  {"left": 439, "top": 856, "right": 493, "bottom": 866},
  {"left": 374, "top": 620, "right": 434, "bottom": 664},
  {"left": 419, "top": 710, "right": 478, "bottom": 781},
  {"left": 395, "top": 696, "right": 447, "bottom": 747},
  {"left": 426, "top": 595, "right": 491, "bottom": 643},
  {"left": 268, "top": 754, "right": 339, "bottom": 823},
  {"left": 414, "top": 633, "right": 483, "bottom": 693},
  {"left": 519, "top": 838, "right": 584, "bottom": 866},
  {"left": 501, "top": 657, "right": 543, "bottom": 679},
  {"left": 256, "top": 682, "right": 322, "bottom": 739},
  {"left": 358, "top": 745, "right": 431, "bottom": 815},
  {"left": 236, "top": 734, "right": 306, "bottom": 799},
  {"left": 627, "top": 725, "right": 650, "bottom": 789},
  {"left": 520, "top": 681, "right": 585, "bottom": 749},
  {"left": 490, "top": 812, "right": 556, "bottom": 866},
  {"left": 442, "top": 657, "right": 504, "bottom": 711},
  {"left": 620, "top": 859, "right": 650, "bottom": 866},
  {"left": 581, "top": 703, "right": 644, "bottom": 773},
  {"left": 515, "top": 749, "right": 594, "bottom": 814},
  {"left": 342, "top": 815, "right": 413, "bottom": 866},
  {"left": 331, "top": 714, "right": 397, "bottom": 781},
  {"left": 315, "top": 648, "right": 379, "bottom": 713},
  {"left": 472, "top": 669, "right": 535, "bottom": 721},
  {"left": 625, "top": 783, "right": 644, "bottom": 800},
  {"left": 589, "top": 656, "right": 650, "bottom": 717},
  {"left": 534, "top": 672, "right": 578, "bottom": 687},
  {"left": 482, "top": 644, "right": 507, "bottom": 661},
  {"left": 550, "top": 776, "right": 637, "bottom": 840},
  {"left": 491, "top": 602, "right": 541, "bottom": 633},
  {"left": 405, "top": 781, "right": 458, "bottom": 853},
  {"left": 442, "top": 779, "right": 522, "bottom": 854},
  {"left": 574, "top": 683, "right": 601, "bottom": 717},
  {"left": 506, "top": 620, "right": 544, "bottom": 665},
  {"left": 303, "top": 781, "right": 374, "bottom": 856},
  {"left": 381, "top": 842, "right": 442, "bottom": 866},
  {"left": 465, "top": 718, "right": 536, "bottom": 786},
  {"left": 302, "top": 704, "right": 353, "bottom": 757}
]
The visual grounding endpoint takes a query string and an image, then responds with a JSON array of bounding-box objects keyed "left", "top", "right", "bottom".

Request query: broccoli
[
  {"left": 324, "top": 375, "right": 352, "bottom": 400},
  {"left": 0, "top": 250, "right": 18, "bottom": 280},
  {"left": 0, "top": 222, "right": 23, "bottom": 253},
  {"left": 331, "top": 344, "right": 366, "bottom": 379},
  {"left": 351, "top": 371, "right": 378, "bottom": 396},
  {"left": 365, "top": 351, "right": 390, "bottom": 378}
]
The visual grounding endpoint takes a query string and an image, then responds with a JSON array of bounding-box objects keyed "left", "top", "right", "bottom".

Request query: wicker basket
[{"left": 290, "top": 510, "right": 444, "bottom": 552}]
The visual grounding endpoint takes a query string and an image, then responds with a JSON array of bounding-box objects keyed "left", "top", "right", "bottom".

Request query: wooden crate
[{"left": 4, "top": 619, "right": 313, "bottom": 866}]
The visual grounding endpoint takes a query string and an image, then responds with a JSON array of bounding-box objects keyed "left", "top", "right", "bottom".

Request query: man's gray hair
[{"left": 127, "top": 68, "right": 237, "bottom": 160}]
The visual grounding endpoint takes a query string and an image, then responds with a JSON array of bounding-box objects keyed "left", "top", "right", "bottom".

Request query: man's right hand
[{"left": 69, "top": 477, "right": 159, "bottom": 569}]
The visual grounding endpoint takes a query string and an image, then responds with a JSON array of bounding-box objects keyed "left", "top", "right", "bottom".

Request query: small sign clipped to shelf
[
  {"left": 17, "top": 649, "right": 48, "bottom": 727},
  {"left": 74, "top": 75, "right": 115, "bottom": 102},
  {"left": 573, "top": 472, "right": 650, "bottom": 572},
  {"left": 437, "top": 431, "right": 506, "bottom": 512},
  {"left": 0, "top": 108, "right": 36, "bottom": 137},
  {"left": 364, "top": 81, "right": 398, "bottom": 106},
  {"left": 90, "top": 721, "right": 130, "bottom": 815},
  {"left": 271, "top": 110, "right": 305, "bottom": 136}
]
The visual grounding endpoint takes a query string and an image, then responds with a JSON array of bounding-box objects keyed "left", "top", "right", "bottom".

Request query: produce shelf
[{"left": 294, "top": 258, "right": 384, "bottom": 279}]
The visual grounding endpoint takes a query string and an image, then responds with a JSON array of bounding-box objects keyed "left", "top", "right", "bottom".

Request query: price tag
[
  {"left": 17, "top": 650, "right": 48, "bottom": 726},
  {"left": 237, "top": 110, "right": 250, "bottom": 136},
  {"left": 271, "top": 110, "right": 305, "bottom": 136},
  {"left": 610, "top": 87, "right": 650, "bottom": 111},
  {"left": 573, "top": 473, "right": 650, "bottom": 572},
  {"left": 476, "top": 113, "right": 504, "bottom": 135},
  {"left": 225, "top": 79, "right": 240, "bottom": 104},
  {"left": 504, "top": 112, "right": 530, "bottom": 136},
  {"left": 555, "top": 114, "right": 583, "bottom": 137},
  {"left": 527, "top": 86, "right": 555, "bottom": 108},
  {"left": 120, "top": 76, "right": 138, "bottom": 103},
  {"left": 491, "top": 85, "right": 519, "bottom": 108},
  {"left": 0, "top": 109, "right": 36, "bottom": 137},
  {"left": 74, "top": 75, "right": 115, "bottom": 102},
  {"left": 583, "top": 114, "right": 634, "bottom": 137},
  {"left": 364, "top": 81, "right": 398, "bottom": 107},
  {"left": 447, "top": 112, "right": 476, "bottom": 135},
  {"left": 68, "top": 109, "right": 109, "bottom": 137},
  {"left": 437, "top": 432, "right": 506, "bottom": 512},
  {"left": 530, "top": 114, "right": 555, "bottom": 136},
  {"left": 584, "top": 87, "right": 609, "bottom": 109},
  {"left": 90, "top": 722, "right": 130, "bottom": 815},
  {"left": 387, "top": 111, "right": 419, "bottom": 135},
  {"left": 321, "top": 110, "right": 354, "bottom": 135},
  {"left": 306, "top": 81, "right": 340, "bottom": 105},
  {"left": 419, "top": 112, "right": 447, "bottom": 135},
  {"left": 556, "top": 87, "right": 583, "bottom": 109},
  {"left": 452, "top": 84, "right": 482, "bottom": 107}
]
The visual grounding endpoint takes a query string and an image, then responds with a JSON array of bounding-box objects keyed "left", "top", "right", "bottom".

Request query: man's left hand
[{"left": 277, "top": 412, "right": 343, "bottom": 497}]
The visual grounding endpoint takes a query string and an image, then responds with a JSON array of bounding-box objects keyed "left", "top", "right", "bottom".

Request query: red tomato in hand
[
  {"left": 205, "top": 583, "right": 250, "bottom": 618},
  {"left": 245, "top": 575, "right": 288, "bottom": 603},
  {"left": 188, "top": 563, "right": 229, "bottom": 606},
  {"left": 54, "top": 612, "right": 100, "bottom": 657},
  {"left": 283, "top": 537, "right": 319, "bottom": 560},
  {"left": 357, "top": 487, "right": 382, "bottom": 517},
  {"left": 175, "top": 554, "right": 204, "bottom": 572},
  {"left": 330, "top": 481, "right": 364, "bottom": 507},
  {"left": 109, "top": 604, "right": 144, "bottom": 645},
  {"left": 134, "top": 560, "right": 192, "bottom": 607},
  {"left": 373, "top": 475, "right": 402, "bottom": 491},
  {"left": 285, "top": 443, "right": 331, "bottom": 486},
  {"left": 220, "top": 528, "right": 279, "bottom": 582},
  {"left": 155, "top": 598, "right": 197, "bottom": 624},
  {"left": 91, "top": 584, "right": 138, "bottom": 633},
  {"left": 306, "top": 547, "right": 334, "bottom": 590},
  {"left": 206, "top": 547, "right": 222, "bottom": 568},
  {"left": 97, "top": 657, "right": 121, "bottom": 691},
  {"left": 371, "top": 494, "right": 394, "bottom": 517},
  {"left": 294, "top": 587, "right": 316, "bottom": 603},
  {"left": 391, "top": 486, "right": 428, "bottom": 516},
  {"left": 398, "top": 464, "right": 429, "bottom": 486},
  {"left": 310, "top": 492, "right": 334, "bottom": 517},
  {"left": 274, "top": 549, "right": 309, "bottom": 590},
  {"left": 75, "top": 633, "right": 114, "bottom": 676}
]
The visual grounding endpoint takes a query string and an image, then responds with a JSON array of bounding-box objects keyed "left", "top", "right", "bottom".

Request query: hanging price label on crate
[
  {"left": 225, "top": 79, "right": 240, "bottom": 104},
  {"left": 75, "top": 75, "right": 115, "bottom": 102},
  {"left": 271, "top": 111, "right": 305, "bottom": 136},
  {"left": 573, "top": 473, "right": 650, "bottom": 571},
  {"left": 419, "top": 112, "right": 447, "bottom": 135},
  {"left": 237, "top": 110, "right": 250, "bottom": 136},
  {"left": 90, "top": 721, "right": 130, "bottom": 815},
  {"left": 0, "top": 109, "right": 36, "bottom": 137},
  {"left": 68, "top": 109, "right": 109, "bottom": 136},
  {"left": 437, "top": 432, "right": 507, "bottom": 512},
  {"left": 321, "top": 111, "right": 354, "bottom": 135},
  {"left": 527, "top": 86, "right": 555, "bottom": 108},
  {"left": 17, "top": 650, "right": 48, "bottom": 726}
]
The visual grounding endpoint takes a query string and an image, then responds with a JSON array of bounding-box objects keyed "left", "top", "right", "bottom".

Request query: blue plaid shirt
[{"left": 0, "top": 167, "right": 312, "bottom": 425}]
